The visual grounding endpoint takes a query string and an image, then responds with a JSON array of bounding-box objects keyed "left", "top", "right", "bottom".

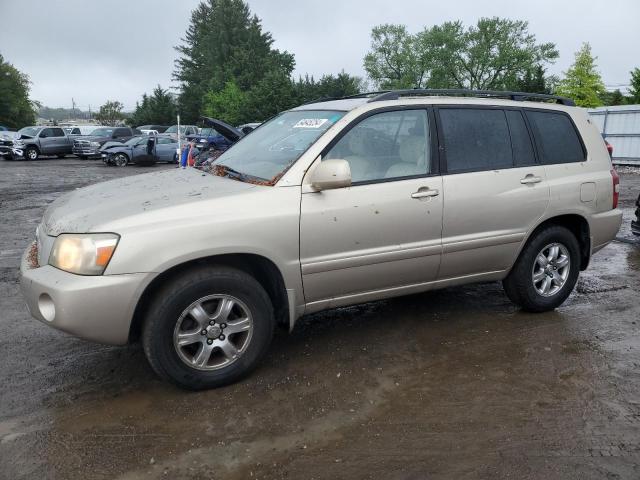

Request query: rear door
[
  {"left": 436, "top": 106, "right": 549, "bottom": 279},
  {"left": 38, "top": 128, "right": 57, "bottom": 154},
  {"left": 50, "top": 127, "right": 68, "bottom": 153}
]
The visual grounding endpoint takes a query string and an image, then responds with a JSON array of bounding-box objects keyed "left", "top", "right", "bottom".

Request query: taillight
[
  {"left": 605, "top": 140, "right": 613, "bottom": 157},
  {"left": 611, "top": 168, "right": 620, "bottom": 209}
]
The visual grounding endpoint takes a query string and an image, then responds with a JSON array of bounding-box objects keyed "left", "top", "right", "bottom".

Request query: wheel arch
[
  {"left": 521, "top": 214, "right": 591, "bottom": 271},
  {"left": 129, "top": 253, "right": 289, "bottom": 342}
]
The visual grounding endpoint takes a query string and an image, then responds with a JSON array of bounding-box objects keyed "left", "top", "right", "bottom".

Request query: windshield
[
  {"left": 90, "top": 128, "right": 114, "bottom": 137},
  {"left": 210, "top": 110, "right": 344, "bottom": 182},
  {"left": 124, "top": 136, "right": 146, "bottom": 146},
  {"left": 19, "top": 127, "right": 40, "bottom": 137},
  {"left": 165, "top": 125, "right": 189, "bottom": 134},
  {"left": 199, "top": 128, "right": 219, "bottom": 136}
]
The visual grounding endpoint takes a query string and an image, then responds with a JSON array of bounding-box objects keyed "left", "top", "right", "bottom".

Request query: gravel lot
[{"left": 0, "top": 157, "right": 639, "bottom": 480}]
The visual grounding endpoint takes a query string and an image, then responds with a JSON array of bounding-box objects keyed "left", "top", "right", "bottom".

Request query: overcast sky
[{"left": 1, "top": 0, "right": 638, "bottom": 111}]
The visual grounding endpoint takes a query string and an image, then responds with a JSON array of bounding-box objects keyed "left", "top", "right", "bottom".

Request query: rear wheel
[
  {"left": 503, "top": 225, "right": 580, "bottom": 312},
  {"left": 142, "top": 266, "right": 275, "bottom": 390},
  {"left": 25, "top": 146, "right": 39, "bottom": 160}
]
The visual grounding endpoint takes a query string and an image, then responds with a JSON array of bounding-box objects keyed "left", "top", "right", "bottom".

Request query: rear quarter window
[{"left": 525, "top": 110, "right": 585, "bottom": 164}]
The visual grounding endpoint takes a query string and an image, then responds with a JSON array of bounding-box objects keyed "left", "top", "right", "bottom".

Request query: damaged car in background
[
  {"left": 73, "top": 126, "right": 142, "bottom": 159},
  {"left": 101, "top": 134, "right": 179, "bottom": 167},
  {"left": 188, "top": 117, "right": 245, "bottom": 166},
  {"left": 1, "top": 126, "right": 74, "bottom": 160},
  {"left": 0, "top": 130, "right": 21, "bottom": 160}
]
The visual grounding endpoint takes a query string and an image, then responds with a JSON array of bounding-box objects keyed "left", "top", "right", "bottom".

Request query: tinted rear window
[
  {"left": 505, "top": 110, "right": 536, "bottom": 166},
  {"left": 440, "top": 108, "right": 512, "bottom": 173},
  {"left": 525, "top": 111, "right": 585, "bottom": 164}
]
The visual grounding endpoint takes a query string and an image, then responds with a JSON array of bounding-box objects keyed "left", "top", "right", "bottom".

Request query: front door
[
  {"left": 300, "top": 108, "right": 443, "bottom": 306},
  {"left": 435, "top": 107, "right": 550, "bottom": 279}
]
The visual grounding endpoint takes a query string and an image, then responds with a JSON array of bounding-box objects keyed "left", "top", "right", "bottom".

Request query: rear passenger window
[
  {"left": 439, "top": 108, "right": 512, "bottom": 173},
  {"left": 525, "top": 111, "right": 585, "bottom": 164},
  {"left": 505, "top": 110, "right": 536, "bottom": 166}
]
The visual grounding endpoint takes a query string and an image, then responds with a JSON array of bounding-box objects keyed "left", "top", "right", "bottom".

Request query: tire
[
  {"left": 142, "top": 266, "right": 275, "bottom": 390},
  {"left": 25, "top": 146, "right": 39, "bottom": 160},
  {"left": 113, "top": 153, "right": 128, "bottom": 167},
  {"left": 503, "top": 225, "right": 580, "bottom": 312}
]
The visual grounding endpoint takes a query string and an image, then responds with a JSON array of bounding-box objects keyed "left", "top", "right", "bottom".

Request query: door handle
[
  {"left": 411, "top": 188, "right": 439, "bottom": 199},
  {"left": 520, "top": 175, "right": 542, "bottom": 185}
]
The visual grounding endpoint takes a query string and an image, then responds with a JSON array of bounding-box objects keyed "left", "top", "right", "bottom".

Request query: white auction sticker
[{"left": 293, "top": 118, "right": 328, "bottom": 129}]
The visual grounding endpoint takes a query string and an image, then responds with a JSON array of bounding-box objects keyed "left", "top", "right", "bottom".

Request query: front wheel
[
  {"left": 113, "top": 153, "right": 128, "bottom": 167},
  {"left": 503, "top": 225, "right": 580, "bottom": 312},
  {"left": 142, "top": 266, "right": 275, "bottom": 390},
  {"left": 25, "top": 147, "right": 39, "bottom": 160}
]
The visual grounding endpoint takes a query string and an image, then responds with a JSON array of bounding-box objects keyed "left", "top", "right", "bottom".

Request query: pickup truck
[
  {"left": 72, "top": 126, "right": 142, "bottom": 159},
  {"left": 9, "top": 126, "right": 74, "bottom": 160}
]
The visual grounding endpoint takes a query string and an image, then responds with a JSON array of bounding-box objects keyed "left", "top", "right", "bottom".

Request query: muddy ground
[{"left": 0, "top": 157, "right": 639, "bottom": 480}]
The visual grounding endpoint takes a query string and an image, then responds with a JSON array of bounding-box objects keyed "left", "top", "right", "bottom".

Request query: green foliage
[
  {"left": 95, "top": 100, "right": 125, "bottom": 126},
  {"left": 511, "top": 65, "right": 552, "bottom": 94},
  {"left": 130, "top": 85, "right": 177, "bottom": 126},
  {"left": 294, "top": 72, "right": 366, "bottom": 101},
  {"left": 364, "top": 18, "right": 558, "bottom": 90},
  {"left": 600, "top": 89, "right": 629, "bottom": 106},
  {"left": 629, "top": 68, "right": 640, "bottom": 104},
  {"left": 174, "top": 0, "right": 294, "bottom": 123},
  {"left": 202, "top": 81, "right": 248, "bottom": 125},
  {"left": 555, "top": 43, "right": 606, "bottom": 108},
  {"left": 0, "top": 53, "right": 37, "bottom": 128},
  {"left": 363, "top": 24, "right": 423, "bottom": 89}
]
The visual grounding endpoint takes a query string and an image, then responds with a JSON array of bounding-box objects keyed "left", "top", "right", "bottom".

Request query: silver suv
[{"left": 20, "top": 90, "right": 622, "bottom": 389}]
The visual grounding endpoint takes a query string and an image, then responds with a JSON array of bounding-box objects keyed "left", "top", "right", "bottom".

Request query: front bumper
[
  {"left": 0, "top": 146, "right": 23, "bottom": 159},
  {"left": 19, "top": 243, "right": 151, "bottom": 345},
  {"left": 72, "top": 146, "right": 101, "bottom": 158}
]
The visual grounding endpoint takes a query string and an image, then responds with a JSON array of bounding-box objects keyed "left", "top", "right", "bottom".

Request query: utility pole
[{"left": 72, "top": 98, "right": 76, "bottom": 120}]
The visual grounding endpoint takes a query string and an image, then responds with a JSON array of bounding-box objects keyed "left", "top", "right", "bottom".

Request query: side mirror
[{"left": 310, "top": 159, "right": 351, "bottom": 191}]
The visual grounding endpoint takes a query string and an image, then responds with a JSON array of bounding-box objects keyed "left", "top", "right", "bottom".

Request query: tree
[
  {"left": 364, "top": 18, "right": 558, "bottom": 90},
  {"left": 174, "top": 0, "right": 294, "bottom": 123},
  {"left": 363, "top": 24, "right": 423, "bottom": 89},
  {"left": 293, "top": 72, "right": 365, "bottom": 103},
  {"left": 95, "top": 100, "right": 125, "bottom": 126},
  {"left": 202, "top": 81, "right": 248, "bottom": 125},
  {"left": 129, "top": 85, "right": 176, "bottom": 126},
  {"left": 511, "top": 65, "right": 552, "bottom": 94},
  {"left": 0, "top": 53, "right": 37, "bottom": 128},
  {"left": 629, "top": 68, "right": 640, "bottom": 104},
  {"left": 555, "top": 43, "right": 606, "bottom": 108},
  {"left": 601, "top": 89, "right": 628, "bottom": 106}
]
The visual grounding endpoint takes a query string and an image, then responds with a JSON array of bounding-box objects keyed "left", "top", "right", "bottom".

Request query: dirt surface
[{"left": 1, "top": 158, "right": 639, "bottom": 480}]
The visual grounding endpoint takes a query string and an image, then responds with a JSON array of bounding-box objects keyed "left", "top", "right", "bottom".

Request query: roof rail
[
  {"left": 299, "top": 91, "right": 392, "bottom": 106},
  {"left": 367, "top": 89, "right": 575, "bottom": 106}
]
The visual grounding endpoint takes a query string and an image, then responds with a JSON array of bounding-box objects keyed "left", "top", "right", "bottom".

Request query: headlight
[
  {"left": 14, "top": 140, "right": 25, "bottom": 148},
  {"left": 90, "top": 141, "right": 101, "bottom": 148},
  {"left": 49, "top": 233, "right": 120, "bottom": 275}
]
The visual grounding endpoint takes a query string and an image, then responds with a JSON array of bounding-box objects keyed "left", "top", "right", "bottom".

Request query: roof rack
[
  {"left": 367, "top": 89, "right": 575, "bottom": 106},
  {"left": 300, "top": 91, "right": 391, "bottom": 106}
]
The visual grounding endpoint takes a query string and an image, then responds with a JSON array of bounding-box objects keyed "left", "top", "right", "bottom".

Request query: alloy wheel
[
  {"left": 173, "top": 294, "right": 253, "bottom": 371},
  {"left": 532, "top": 242, "right": 570, "bottom": 297}
]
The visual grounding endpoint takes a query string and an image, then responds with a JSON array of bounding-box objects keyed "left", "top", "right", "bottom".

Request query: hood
[
  {"left": 77, "top": 136, "right": 113, "bottom": 144},
  {"left": 201, "top": 117, "right": 244, "bottom": 143},
  {"left": 42, "top": 168, "right": 256, "bottom": 235},
  {"left": 100, "top": 141, "right": 129, "bottom": 150}
]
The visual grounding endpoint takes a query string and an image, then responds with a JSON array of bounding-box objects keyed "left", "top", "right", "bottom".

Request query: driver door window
[{"left": 324, "top": 109, "right": 431, "bottom": 183}]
